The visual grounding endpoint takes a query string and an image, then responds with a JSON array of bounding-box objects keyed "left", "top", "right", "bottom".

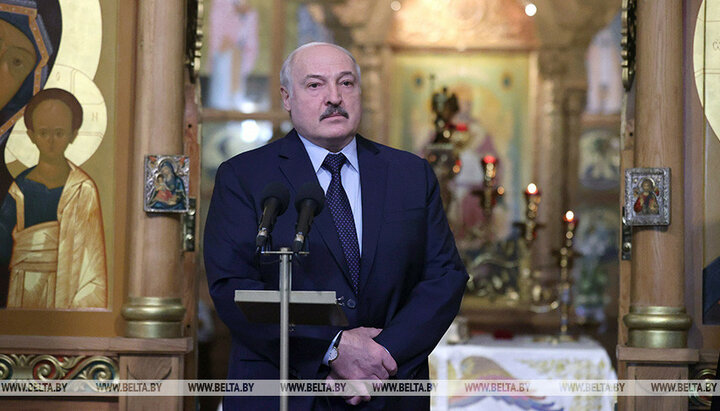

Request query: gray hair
[{"left": 280, "top": 42, "right": 362, "bottom": 96}]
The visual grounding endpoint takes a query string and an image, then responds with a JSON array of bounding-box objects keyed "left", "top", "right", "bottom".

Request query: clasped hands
[{"left": 326, "top": 327, "right": 397, "bottom": 405}]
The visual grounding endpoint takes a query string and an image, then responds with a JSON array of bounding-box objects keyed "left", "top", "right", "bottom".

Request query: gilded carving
[
  {"left": 330, "top": 0, "right": 374, "bottom": 28},
  {"left": 186, "top": 0, "right": 204, "bottom": 82},
  {"left": 388, "top": 0, "right": 536, "bottom": 49},
  {"left": 621, "top": 0, "right": 636, "bottom": 90},
  {"left": 0, "top": 354, "right": 117, "bottom": 380}
]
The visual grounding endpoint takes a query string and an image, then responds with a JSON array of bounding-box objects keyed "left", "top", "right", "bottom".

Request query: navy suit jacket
[{"left": 204, "top": 130, "right": 468, "bottom": 409}]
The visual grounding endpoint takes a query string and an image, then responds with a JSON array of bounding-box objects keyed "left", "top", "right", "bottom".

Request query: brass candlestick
[
  {"left": 534, "top": 210, "right": 580, "bottom": 344},
  {"left": 558, "top": 210, "right": 578, "bottom": 339},
  {"left": 473, "top": 155, "right": 504, "bottom": 218},
  {"left": 519, "top": 183, "right": 541, "bottom": 244}
]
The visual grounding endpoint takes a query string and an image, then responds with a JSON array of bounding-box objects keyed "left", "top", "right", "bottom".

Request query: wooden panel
[
  {"left": 0, "top": 336, "right": 192, "bottom": 354},
  {"left": 624, "top": 364, "right": 689, "bottom": 411},
  {"left": 617, "top": 346, "right": 699, "bottom": 363},
  {"left": 119, "top": 355, "right": 183, "bottom": 411}
]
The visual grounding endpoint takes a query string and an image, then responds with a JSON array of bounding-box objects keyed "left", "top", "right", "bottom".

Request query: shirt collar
[{"left": 298, "top": 133, "right": 359, "bottom": 174}]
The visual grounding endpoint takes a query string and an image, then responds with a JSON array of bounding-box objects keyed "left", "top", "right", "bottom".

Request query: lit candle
[
  {"left": 563, "top": 210, "right": 577, "bottom": 230},
  {"left": 452, "top": 158, "right": 462, "bottom": 174},
  {"left": 524, "top": 183, "right": 541, "bottom": 206},
  {"left": 522, "top": 183, "right": 541, "bottom": 241},
  {"left": 562, "top": 210, "right": 578, "bottom": 245},
  {"left": 481, "top": 155, "right": 497, "bottom": 180}
]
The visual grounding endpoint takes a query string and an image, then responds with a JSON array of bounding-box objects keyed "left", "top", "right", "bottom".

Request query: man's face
[
  {"left": 0, "top": 19, "right": 36, "bottom": 109},
  {"left": 28, "top": 99, "right": 77, "bottom": 162},
  {"left": 281, "top": 44, "right": 361, "bottom": 152}
]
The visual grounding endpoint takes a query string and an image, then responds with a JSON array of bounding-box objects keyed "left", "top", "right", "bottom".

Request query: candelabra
[
  {"left": 465, "top": 179, "right": 558, "bottom": 311},
  {"left": 422, "top": 87, "right": 580, "bottom": 329}
]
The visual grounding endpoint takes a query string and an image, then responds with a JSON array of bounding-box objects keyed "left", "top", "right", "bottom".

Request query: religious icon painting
[
  {"left": 624, "top": 167, "right": 670, "bottom": 226},
  {"left": 144, "top": 155, "right": 190, "bottom": 213}
]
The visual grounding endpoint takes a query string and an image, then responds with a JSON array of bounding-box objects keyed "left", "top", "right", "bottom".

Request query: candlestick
[
  {"left": 473, "top": 155, "right": 503, "bottom": 216},
  {"left": 521, "top": 183, "right": 541, "bottom": 242},
  {"left": 481, "top": 155, "right": 497, "bottom": 182},
  {"left": 558, "top": 210, "right": 578, "bottom": 339}
]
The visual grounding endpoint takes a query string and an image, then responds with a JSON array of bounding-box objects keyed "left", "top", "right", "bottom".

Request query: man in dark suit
[{"left": 204, "top": 42, "right": 468, "bottom": 410}]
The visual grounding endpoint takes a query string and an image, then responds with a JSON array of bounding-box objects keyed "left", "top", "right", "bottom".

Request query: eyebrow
[{"left": 302, "top": 71, "right": 356, "bottom": 82}]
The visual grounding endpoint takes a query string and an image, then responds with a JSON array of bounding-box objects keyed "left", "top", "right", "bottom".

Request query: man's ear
[
  {"left": 280, "top": 87, "right": 291, "bottom": 112},
  {"left": 70, "top": 129, "right": 79, "bottom": 144}
]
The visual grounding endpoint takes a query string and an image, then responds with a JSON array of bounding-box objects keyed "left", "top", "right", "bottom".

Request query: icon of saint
[
  {"left": 0, "top": 88, "right": 107, "bottom": 309},
  {"left": 633, "top": 178, "right": 660, "bottom": 215}
]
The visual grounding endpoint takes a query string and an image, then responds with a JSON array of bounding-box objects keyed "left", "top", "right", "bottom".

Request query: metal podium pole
[
  {"left": 237, "top": 248, "right": 347, "bottom": 411},
  {"left": 278, "top": 247, "right": 292, "bottom": 411}
]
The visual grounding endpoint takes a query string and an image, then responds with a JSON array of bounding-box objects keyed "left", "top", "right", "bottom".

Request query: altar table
[{"left": 429, "top": 335, "right": 616, "bottom": 411}]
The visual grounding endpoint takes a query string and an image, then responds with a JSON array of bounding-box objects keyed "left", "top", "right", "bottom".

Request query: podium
[
  {"left": 234, "top": 247, "right": 347, "bottom": 411},
  {"left": 235, "top": 290, "right": 349, "bottom": 327}
]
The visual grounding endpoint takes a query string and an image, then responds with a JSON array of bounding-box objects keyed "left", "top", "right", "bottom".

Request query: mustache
[{"left": 319, "top": 105, "right": 349, "bottom": 121}]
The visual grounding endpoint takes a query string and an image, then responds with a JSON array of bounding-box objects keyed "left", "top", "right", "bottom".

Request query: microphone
[
  {"left": 256, "top": 182, "right": 291, "bottom": 249},
  {"left": 292, "top": 182, "right": 325, "bottom": 253}
]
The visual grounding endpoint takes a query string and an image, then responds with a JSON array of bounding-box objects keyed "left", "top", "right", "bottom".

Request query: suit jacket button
[{"left": 346, "top": 299, "right": 356, "bottom": 309}]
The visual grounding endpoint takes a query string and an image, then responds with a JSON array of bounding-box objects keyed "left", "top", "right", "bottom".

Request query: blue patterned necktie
[{"left": 322, "top": 153, "right": 360, "bottom": 294}]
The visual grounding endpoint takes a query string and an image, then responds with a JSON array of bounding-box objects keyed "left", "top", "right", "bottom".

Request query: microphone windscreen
[
  {"left": 295, "top": 182, "right": 325, "bottom": 215},
  {"left": 261, "top": 182, "right": 290, "bottom": 215}
]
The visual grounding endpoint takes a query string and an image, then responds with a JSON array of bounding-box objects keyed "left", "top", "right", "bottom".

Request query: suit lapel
[
  {"left": 278, "top": 131, "right": 350, "bottom": 278},
  {"left": 357, "top": 136, "right": 386, "bottom": 296}
]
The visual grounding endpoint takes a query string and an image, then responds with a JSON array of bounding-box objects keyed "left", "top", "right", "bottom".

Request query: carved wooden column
[
  {"left": 534, "top": 46, "right": 588, "bottom": 285},
  {"left": 355, "top": 44, "right": 387, "bottom": 143},
  {"left": 121, "top": 0, "right": 186, "bottom": 339},
  {"left": 623, "top": 0, "right": 690, "bottom": 350},
  {"left": 328, "top": 0, "right": 393, "bottom": 145},
  {"left": 533, "top": 50, "right": 569, "bottom": 278},
  {"left": 532, "top": 0, "right": 620, "bottom": 292},
  {"left": 617, "top": 1, "right": 694, "bottom": 409},
  {"left": 564, "top": 86, "right": 587, "bottom": 208}
]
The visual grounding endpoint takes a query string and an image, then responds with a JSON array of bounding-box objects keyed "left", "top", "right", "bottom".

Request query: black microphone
[
  {"left": 292, "top": 182, "right": 325, "bottom": 253},
  {"left": 256, "top": 182, "right": 291, "bottom": 248}
]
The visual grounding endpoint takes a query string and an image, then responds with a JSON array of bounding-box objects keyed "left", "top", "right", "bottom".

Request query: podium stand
[{"left": 234, "top": 247, "right": 348, "bottom": 411}]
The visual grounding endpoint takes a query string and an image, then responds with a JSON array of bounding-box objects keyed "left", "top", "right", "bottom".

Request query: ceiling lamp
[{"left": 524, "top": 1, "right": 537, "bottom": 17}]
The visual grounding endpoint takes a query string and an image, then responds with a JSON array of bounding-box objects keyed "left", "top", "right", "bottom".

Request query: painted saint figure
[
  {"left": 633, "top": 177, "right": 660, "bottom": 215},
  {"left": 149, "top": 159, "right": 186, "bottom": 211},
  {"left": 0, "top": 88, "right": 107, "bottom": 309}
]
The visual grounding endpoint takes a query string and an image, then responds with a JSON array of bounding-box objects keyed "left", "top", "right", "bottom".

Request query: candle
[
  {"left": 524, "top": 183, "right": 541, "bottom": 211},
  {"left": 452, "top": 158, "right": 462, "bottom": 174},
  {"left": 525, "top": 183, "right": 539, "bottom": 196},
  {"left": 562, "top": 210, "right": 578, "bottom": 244},
  {"left": 481, "top": 155, "right": 497, "bottom": 181}
]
